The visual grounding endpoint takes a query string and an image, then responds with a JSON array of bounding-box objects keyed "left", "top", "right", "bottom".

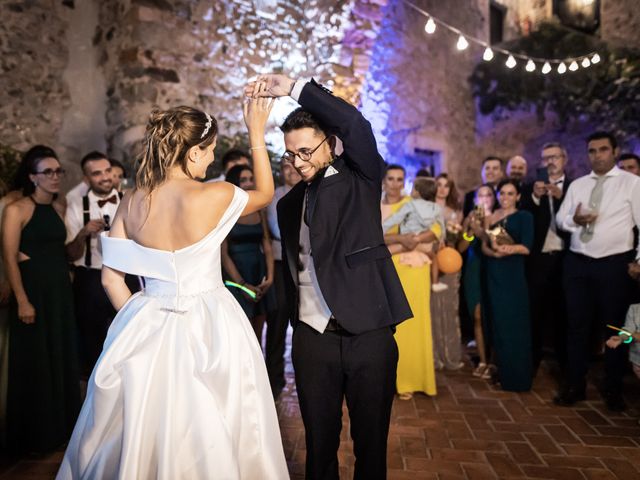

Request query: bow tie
[{"left": 97, "top": 195, "right": 117, "bottom": 208}]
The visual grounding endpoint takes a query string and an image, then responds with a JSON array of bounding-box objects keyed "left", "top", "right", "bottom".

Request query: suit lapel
[{"left": 281, "top": 182, "right": 306, "bottom": 287}]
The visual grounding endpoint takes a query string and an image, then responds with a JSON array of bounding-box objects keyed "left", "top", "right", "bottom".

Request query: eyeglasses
[
  {"left": 541, "top": 154, "right": 564, "bottom": 162},
  {"left": 34, "top": 168, "right": 66, "bottom": 179},
  {"left": 281, "top": 137, "right": 329, "bottom": 165}
]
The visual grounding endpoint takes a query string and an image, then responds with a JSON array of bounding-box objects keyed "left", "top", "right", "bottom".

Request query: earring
[{"left": 33, "top": 180, "right": 38, "bottom": 187}]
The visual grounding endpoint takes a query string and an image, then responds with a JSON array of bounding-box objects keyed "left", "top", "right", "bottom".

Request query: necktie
[
  {"left": 97, "top": 194, "right": 118, "bottom": 208},
  {"left": 579, "top": 176, "right": 607, "bottom": 243}
]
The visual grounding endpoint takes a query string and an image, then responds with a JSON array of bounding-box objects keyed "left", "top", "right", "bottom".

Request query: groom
[{"left": 248, "top": 74, "right": 411, "bottom": 479}]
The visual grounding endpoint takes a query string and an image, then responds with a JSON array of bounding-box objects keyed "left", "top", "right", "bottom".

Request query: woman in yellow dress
[{"left": 381, "top": 165, "right": 438, "bottom": 399}]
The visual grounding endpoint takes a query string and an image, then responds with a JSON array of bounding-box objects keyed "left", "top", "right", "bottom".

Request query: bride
[{"left": 57, "top": 83, "right": 289, "bottom": 479}]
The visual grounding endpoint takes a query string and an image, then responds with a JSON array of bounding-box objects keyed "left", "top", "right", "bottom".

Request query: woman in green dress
[
  {"left": 2, "top": 147, "right": 80, "bottom": 453},
  {"left": 479, "top": 179, "right": 534, "bottom": 392}
]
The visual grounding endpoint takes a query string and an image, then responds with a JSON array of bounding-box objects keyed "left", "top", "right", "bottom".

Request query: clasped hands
[
  {"left": 533, "top": 181, "right": 562, "bottom": 200},
  {"left": 572, "top": 202, "right": 598, "bottom": 227}
]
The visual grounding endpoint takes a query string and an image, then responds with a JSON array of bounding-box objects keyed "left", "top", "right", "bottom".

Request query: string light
[
  {"left": 424, "top": 17, "right": 436, "bottom": 34},
  {"left": 456, "top": 35, "right": 469, "bottom": 50},
  {"left": 406, "top": 0, "right": 600, "bottom": 75}
]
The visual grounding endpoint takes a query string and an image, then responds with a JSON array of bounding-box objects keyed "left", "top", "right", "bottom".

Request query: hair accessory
[{"left": 200, "top": 113, "right": 213, "bottom": 139}]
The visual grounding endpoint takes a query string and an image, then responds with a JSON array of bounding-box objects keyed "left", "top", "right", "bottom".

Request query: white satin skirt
[{"left": 56, "top": 286, "right": 289, "bottom": 479}]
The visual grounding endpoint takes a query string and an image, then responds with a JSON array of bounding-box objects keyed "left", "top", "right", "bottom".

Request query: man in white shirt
[
  {"left": 265, "top": 162, "right": 301, "bottom": 398},
  {"left": 554, "top": 132, "right": 640, "bottom": 411},
  {"left": 65, "top": 152, "right": 125, "bottom": 373},
  {"left": 523, "top": 143, "right": 572, "bottom": 374}
]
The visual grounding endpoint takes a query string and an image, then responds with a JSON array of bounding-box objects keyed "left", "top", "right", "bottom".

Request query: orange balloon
[{"left": 436, "top": 246, "right": 463, "bottom": 274}]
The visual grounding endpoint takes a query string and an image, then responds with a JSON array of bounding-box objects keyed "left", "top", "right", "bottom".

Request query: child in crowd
[
  {"left": 382, "top": 177, "right": 447, "bottom": 291},
  {"left": 606, "top": 303, "right": 640, "bottom": 382}
]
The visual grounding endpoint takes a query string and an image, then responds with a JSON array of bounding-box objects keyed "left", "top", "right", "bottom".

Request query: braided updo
[{"left": 136, "top": 106, "right": 218, "bottom": 192}]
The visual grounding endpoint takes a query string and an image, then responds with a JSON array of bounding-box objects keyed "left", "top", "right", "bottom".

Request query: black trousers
[
  {"left": 563, "top": 251, "right": 634, "bottom": 393},
  {"left": 73, "top": 267, "right": 117, "bottom": 372},
  {"left": 265, "top": 260, "right": 288, "bottom": 397},
  {"left": 292, "top": 322, "right": 398, "bottom": 480},
  {"left": 529, "top": 251, "right": 567, "bottom": 370}
]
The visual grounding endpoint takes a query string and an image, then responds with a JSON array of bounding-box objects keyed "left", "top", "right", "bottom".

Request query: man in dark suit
[
  {"left": 248, "top": 74, "right": 412, "bottom": 479},
  {"left": 521, "top": 142, "right": 572, "bottom": 373},
  {"left": 462, "top": 156, "right": 504, "bottom": 217}
]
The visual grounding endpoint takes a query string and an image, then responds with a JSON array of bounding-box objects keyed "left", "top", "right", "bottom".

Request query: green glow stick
[{"left": 224, "top": 281, "right": 257, "bottom": 300}]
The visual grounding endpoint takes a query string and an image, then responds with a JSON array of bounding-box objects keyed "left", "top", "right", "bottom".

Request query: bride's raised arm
[{"left": 240, "top": 81, "right": 275, "bottom": 216}]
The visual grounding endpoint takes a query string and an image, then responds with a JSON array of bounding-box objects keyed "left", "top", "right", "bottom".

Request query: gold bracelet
[
  {"left": 249, "top": 145, "right": 267, "bottom": 151},
  {"left": 462, "top": 232, "right": 475, "bottom": 242}
]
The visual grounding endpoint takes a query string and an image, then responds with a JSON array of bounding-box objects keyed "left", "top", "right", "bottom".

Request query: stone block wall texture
[
  {"left": 0, "top": 0, "right": 638, "bottom": 190},
  {"left": 0, "top": 1, "right": 70, "bottom": 151}
]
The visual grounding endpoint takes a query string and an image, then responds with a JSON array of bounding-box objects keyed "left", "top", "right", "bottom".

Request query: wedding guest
[
  {"left": 460, "top": 185, "right": 495, "bottom": 378},
  {"left": 222, "top": 164, "right": 274, "bottom": 341},
  {"left": 462, "top": 156, "right": 504, "bottom": 216},
  {"left": 618, "top": 153, "right": 640, "bottom": 176},
  {"left": 506, "top": 155, "right": 528, "bottom": 182},
  {"left": 2, "top": 147, "right": 81, "bottom": 453},
  {"left": 109, "top": 159, "right": 127, "bottom": 191},
  {"left": 382, "top": 165, "right": 438, "bottom": 399},
  {"left": 521, "top": 142, "right": 572, "bottom": 372},
  {"left": 431, "top": 173, "right": 464, "bottom": 370},
  {"left": 65, "top": 151, "right": 127, "bottom": 373},
  {"left": 265, "top": 161, "right": 301, "bottom": 397},
  {"left": 480, "top": 179, "right": 534, "bottom": 391},
  {"left": 554, "top": 131, "right": 640, "bottom": 411},
  {"left": 208, "top": 149, "right": 252, "bottom": 183}
]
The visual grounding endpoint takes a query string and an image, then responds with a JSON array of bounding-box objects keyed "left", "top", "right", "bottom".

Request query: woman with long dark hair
[{"left": 2, "top": 146, "right": 81, "bottom": 453}]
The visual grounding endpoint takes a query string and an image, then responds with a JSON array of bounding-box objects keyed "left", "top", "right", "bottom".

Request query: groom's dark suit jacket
[{"left": 277, "top": 80, "right": 412, "bottom": 335}]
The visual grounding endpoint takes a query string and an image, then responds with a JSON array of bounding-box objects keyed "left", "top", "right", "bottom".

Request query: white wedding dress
[{"left": 57, "top": 187, "right": 289, "bottom": 479}]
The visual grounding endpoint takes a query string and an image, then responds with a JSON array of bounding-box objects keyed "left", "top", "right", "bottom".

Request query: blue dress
[
  {"left": 484, "top": 210, "right": 534, "bottom": 392},
  {"left": 225, "top": 222, "right": 274, "bottom": 317}
]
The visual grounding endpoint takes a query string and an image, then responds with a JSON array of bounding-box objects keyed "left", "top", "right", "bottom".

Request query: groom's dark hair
[{"left": 280, "top": 108, "right": 329, "bottom": 136}]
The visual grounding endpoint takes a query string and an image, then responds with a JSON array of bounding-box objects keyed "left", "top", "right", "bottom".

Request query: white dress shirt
[
  {"left": 556, "top": 166, "right": 640, "bottom": 260},
  {"left": 65, "top": 188, "right": 121, "bottom": 269},
  {"left": 65, "top": 181, "right": 89, "bottom": 205},
  {"left": 531, "top": 175, "right": 566, "bottom": 253},
  {"left": 298, "top": 187, "right": 333, "bottom": 333}
]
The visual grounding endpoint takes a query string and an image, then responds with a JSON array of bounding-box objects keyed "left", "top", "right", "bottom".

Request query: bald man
[{"left": 507, "top": 155, "right": 528, "bottom": 182}]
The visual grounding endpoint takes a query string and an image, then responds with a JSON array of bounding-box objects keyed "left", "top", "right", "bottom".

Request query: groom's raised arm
[{"left": 293, "top": 79, "right": 385, "bottom": 182}]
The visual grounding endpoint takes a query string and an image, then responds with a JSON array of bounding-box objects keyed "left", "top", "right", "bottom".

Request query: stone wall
[
  {"left": 601, "top": 0, "right": 640, "bottom": 50},
  {"left": 95, "top": 0, "right": 354, "bottom": 168},
  {"left": 0, "top": 1, "right": 70, "bottom": 152},
  {"left": 361, "top": 0, "right": 486, "bottom": 190}
]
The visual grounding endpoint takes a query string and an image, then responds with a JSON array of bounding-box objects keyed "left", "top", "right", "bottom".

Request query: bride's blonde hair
[{"left": 136, "top": 106, "right": 218, "bottom": 192}]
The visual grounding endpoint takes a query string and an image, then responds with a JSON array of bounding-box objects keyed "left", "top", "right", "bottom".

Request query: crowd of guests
[
  {"left": 0, "top": 130, "right": 638, "bottom": 455},
  {"left": 378, "top": 132, "right": 640, "bottom": 413}
]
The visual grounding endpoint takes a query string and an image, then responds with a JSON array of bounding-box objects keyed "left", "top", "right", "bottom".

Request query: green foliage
[
  {"left": 0, "top": 144, "right": 22, "bottom": 191},
  {"left": 470, "top": 22, "right": 640, "bottom": 141}
]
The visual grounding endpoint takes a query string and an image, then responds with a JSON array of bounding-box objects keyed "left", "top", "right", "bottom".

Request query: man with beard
[{"left": 65, "top": 152, "right": 129, "bottom": 373}]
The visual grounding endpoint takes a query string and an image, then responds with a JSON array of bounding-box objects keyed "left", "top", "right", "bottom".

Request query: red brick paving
[{"left": 1, "top": 350, "right": 639, "bottom": 479}]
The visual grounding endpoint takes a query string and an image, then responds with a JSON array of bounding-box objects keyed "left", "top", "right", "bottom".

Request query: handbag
[{"left": 486, "top": 222, "right": 515, "bottom": 246}]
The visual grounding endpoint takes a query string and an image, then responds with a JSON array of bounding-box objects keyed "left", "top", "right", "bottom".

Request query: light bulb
[
  {"left": 591, "top": 53, "right": 601, "bottom": 64},
  {"left": 558, "top": 62, "right": 567, "bottom": 74},
  {"left": 505, "top": 55, "right": 517, "bottom": 69},
  {"left": 456, "top": 35, "right": 469, "bottom": 50},
  {"left": 542, "top": 62, "right": 552, "bottom": 74},
  {"left": 525, "top": 59, "right": 536, "bottom": 72},
  {"left": 581, "top": 57, "right": 591, "bottom": 68},
  {"left": 482, "top": 47, "right": 494, "bottom": 61},
  {"left": 424, "top": 18, "right": 436, "bottom": 34},
  {"left": 569, "top": 61, "right": 579, "bottom": 71}
]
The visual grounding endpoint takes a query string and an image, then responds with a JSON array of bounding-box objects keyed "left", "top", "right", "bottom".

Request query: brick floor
[{"left": 1, "top": 341, "right": 639, "bottom": 479}]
